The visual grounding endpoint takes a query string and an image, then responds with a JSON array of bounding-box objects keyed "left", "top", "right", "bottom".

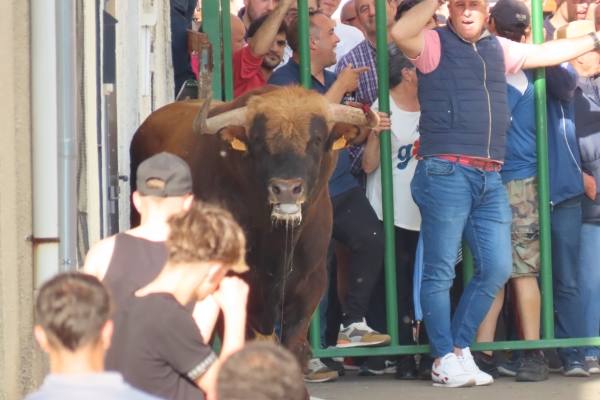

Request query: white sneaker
[
  {"left": 459, "top": 347, "right": 494, "bottom": 386},
  {"left": 304, "top": 358, "right": 338, "bottom": 383},
  {"left": 336, "top": 318, "right": 391, "bottom": 348},
  {"left": 431, "top": 353, "right": 476, "bottom": 388}
]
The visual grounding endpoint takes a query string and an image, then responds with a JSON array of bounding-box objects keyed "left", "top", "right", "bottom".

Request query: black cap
[
  {"left": 136, "top": 152, "right": 193, "bottom": 197},
  {"left": 491, "top": 0, "right": 530, "bottom": 40}
]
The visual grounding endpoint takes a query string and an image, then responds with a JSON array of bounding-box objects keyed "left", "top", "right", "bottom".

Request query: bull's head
[{"left": 193, "top": 86, "right": 379, "bottom": 225}]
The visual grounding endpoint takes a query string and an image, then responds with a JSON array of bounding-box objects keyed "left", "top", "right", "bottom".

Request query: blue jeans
[
  {"left": 411, "top": 158, "right": 512, "bottom": 357},
  {"left": 551, "top": 198, "right": 585, "bottom": 364},
  {"left": 578, "top": 222, "right": 600, "bottom": 359}
]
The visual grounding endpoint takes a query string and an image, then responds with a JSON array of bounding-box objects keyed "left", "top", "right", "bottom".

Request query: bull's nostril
[
  {"left": 271, "top": 185, "right": 281, "bottom": 195},
  {"left": 292, "top": 185, "right": 303, "bottom": 195}
]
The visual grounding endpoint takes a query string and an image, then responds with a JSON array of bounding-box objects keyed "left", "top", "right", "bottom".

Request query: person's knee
[
  {"left": 481, "top": 259, "right": 512, "bottom": 293},
  {"left": 421, "top": 274, "right": 453, "bottom": 295}
]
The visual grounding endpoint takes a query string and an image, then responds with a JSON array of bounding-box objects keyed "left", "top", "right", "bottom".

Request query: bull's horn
[
  {"left": 328, "top": 103, "right": 380, "bottom": 129},
  {"left": 192, "top": 96, "right": 212, "bottom": 135},
  {"left": 203, "top": 107, "right": 247, "bottom": 134}
]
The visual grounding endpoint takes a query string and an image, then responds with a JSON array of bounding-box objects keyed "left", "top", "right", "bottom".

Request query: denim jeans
[
  {"left": 411, "top": 158, "right": 512, "bottom": 357},
  {"left": 551, "top": 198, "right": 585, "bottom": 364},
  {"left": 578, "top": 222, "right": 600, "bottom": 359}
]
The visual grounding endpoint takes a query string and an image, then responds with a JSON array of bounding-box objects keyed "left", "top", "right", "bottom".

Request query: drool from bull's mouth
[{"left": 271, "top": 203, "right": 302, "bottom": 226}]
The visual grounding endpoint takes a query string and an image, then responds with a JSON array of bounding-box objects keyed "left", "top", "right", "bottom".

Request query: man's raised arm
[
  {"left": 522, "top": 31, "right": 600, "bottom": 69},
  {"left": 390, "top": 0, "right": 439, "bottom": 58},
  {"left": 248, "top": 0, "right": 293, "bottom": 57}
]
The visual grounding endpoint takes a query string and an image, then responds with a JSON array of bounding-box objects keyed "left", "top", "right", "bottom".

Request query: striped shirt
[{"left": 335, "top": 40, "right": 378, "bottom": 106}]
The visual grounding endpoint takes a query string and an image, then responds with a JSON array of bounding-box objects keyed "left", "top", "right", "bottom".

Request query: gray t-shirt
[{"left": 24, "top": 372, "right": 161, "bottom": 400}]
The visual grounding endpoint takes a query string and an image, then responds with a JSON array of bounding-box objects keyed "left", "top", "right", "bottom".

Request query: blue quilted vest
[{"left": 417, "top": 25, "right": 509, "bottom": 160}]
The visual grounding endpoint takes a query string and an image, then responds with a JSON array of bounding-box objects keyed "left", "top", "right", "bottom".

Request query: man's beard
[{"left": 262, "top": 54, "right": 282, "bottom": 70}]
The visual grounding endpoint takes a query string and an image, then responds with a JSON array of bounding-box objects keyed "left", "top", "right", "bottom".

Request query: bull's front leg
[
  {"left": 246, "top": 270, "right": 280, "bottom": 340},
  {"left": 280, "top": 258, "right": 328, "bottom": 368}
]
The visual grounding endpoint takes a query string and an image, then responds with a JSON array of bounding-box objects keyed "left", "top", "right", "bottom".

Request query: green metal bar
[
  {"left": 297, "top": 0, "right": 311, "bottom": 88},
  {"left": 530, "top": 0, "right": 555, "bottom": 340},
  {"left": 202, "top": 0, "right": 222, "bottom": 100},
  {"left": 375, "top": 0, "right": 398, "bottom": 346},
  {"left": 298, "top": 0, "right": 319, "bottom": 348},
  {"left": 462, "top": 244, "right": 473, "bottom": 286},
  {"left": 309, "top": 307, "right": 322, "bottom": 350},
  {"left": 312, "top": 337, "right": 600, "bottom": 357},
  {"left": 221, "top": 0, "right": 233, "bottom": 101}
]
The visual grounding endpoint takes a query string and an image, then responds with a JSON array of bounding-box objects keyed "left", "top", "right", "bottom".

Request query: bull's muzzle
[{"left": 268, "top": 178, "right": 305, "bottom": 225}]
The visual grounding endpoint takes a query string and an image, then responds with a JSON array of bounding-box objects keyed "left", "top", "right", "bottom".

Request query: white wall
[{"left": 111, "top": 0, "right": 174, "bottom": 231}]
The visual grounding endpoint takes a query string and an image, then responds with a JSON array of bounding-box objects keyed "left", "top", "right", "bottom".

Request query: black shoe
[
  {"left": 394, "top": 355, "right": 417, "bottom": 380},
  {"left": 321, "top": 357, "right": 345, "bottom": 376},
  {"left": 473, "top": 351, "right": 500, "bottom": 379},
  {"left": 516, "top": 351, "right": 549, "bottom": 382},
  {"left": 543, "top": 349, "right": 564, "bottom": 373},
  {"left": 358, "top": 356, "right": 396, "bottom": 376},
  {"left": 417, "top": 354, "right": 433, "bottom": 380}
]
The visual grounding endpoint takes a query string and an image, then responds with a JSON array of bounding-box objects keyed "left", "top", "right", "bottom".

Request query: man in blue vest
[{"left": 391, "top": 0, "right": 600, "bottom": 388}]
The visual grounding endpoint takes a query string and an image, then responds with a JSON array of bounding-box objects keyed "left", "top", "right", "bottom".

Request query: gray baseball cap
[{"left": 136, "top": 152, "right": 193, "bottom": 197}]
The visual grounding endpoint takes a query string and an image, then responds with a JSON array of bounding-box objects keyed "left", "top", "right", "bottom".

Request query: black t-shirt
[
  {"left": 106, "top": 293, "right": 216, "bottom": 400},
  {"left": 102, "top": 233, "right": 168, "bottom": 312}
]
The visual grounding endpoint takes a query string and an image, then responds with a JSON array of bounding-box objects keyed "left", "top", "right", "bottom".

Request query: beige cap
[{"left": 554, "top": 19, "right": 596, "bottom": 39}]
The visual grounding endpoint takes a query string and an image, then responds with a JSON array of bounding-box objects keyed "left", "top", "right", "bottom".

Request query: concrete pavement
[{"left": 308, "top": 372, "right": 600, "bottom": 400}]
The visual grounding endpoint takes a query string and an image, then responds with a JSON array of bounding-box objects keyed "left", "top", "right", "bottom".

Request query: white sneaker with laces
[
  {"left": 459, "top": 347, "right": 494, "bottom": 386},
  {"left": 431, "top": 353, "right": 476, "bottom": 388}
]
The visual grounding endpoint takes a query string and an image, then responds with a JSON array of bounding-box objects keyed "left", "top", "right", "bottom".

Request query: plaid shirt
[{"left": 335, "top": 40, "right": 378, "bottom": 107}]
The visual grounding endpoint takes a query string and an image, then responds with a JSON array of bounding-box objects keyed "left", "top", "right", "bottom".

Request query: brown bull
[{"left": 129, "top": 85, "right": 377, "bottom": 366}]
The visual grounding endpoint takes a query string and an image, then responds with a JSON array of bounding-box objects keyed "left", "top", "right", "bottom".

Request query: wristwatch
[{"left": 590, "top": 32, "right": 600, "bottom": 51}]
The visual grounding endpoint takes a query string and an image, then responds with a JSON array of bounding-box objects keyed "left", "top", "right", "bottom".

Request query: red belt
[{"left": 436, "top": 155, "right": 502, "bottom": 172}]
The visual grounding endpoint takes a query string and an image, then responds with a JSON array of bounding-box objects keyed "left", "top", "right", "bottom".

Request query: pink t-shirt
[{"left": 412, "top": 29, "right": 534, "bottom": 75}]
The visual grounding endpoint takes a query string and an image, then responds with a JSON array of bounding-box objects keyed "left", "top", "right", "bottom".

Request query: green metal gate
[{"left": 202, "top": 0, "right": 600, "bottom": 358}]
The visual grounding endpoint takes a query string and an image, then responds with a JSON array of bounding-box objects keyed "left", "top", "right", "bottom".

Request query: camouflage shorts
[{"left": 506, "top": 176, "right": 540, "bottom": 277}]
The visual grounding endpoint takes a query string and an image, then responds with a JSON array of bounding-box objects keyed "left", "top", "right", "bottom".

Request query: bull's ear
[
  {"left": 329, "top": 123, "right": 369, "bottom": 151},
  {"left": 218, "top": 126, "right": 248, "bottom": 152}
]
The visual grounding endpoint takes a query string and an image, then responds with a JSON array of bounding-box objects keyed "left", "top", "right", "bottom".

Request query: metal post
[
  {"left": 531, "top": 0, "right": 555, "bottom": 339},
  {"left": 202, "top": 0, "right": 222, "bottom": 100},
  {"left": 56, "top": 0, "right": 78, "bottom": 271},
  {"left": 296, "top": 0, "right": 320, "bottom": 349},
  {"left": 297, "top": 0, "right": 312, "bottom": 88},
  {"left": 375, "top": 0, "right": 399, "bottom": 345},
  {"left": 221, "top": 0, "right": 233, "bottom": 101}
]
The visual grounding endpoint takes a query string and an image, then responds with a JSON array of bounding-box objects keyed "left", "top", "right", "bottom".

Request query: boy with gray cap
[{"left": 84, "top": 152, "right": 194, "bottom": 311}]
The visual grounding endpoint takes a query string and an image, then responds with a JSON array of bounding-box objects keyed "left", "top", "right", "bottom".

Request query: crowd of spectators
[{"left": 26, "top": 0, "right": 600, "bottom": 398}]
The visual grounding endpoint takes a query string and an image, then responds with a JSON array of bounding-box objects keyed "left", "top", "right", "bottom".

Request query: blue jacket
[
  {"left": 545, "top": 19, "right": 584, "bottom": 206},
  {"left": 417, "top": 25, "right": 509, "bottom": 160},
  {"left": 574, "top": 76, "right": 600, "bottom": 223},
  {"left": 501, "top": 70, "right": 537, "bottom": 183}
]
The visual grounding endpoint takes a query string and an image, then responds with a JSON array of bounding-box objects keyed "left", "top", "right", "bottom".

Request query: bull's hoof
[{"left": 252, "top": 330, "right": 278, "bottom": 343}]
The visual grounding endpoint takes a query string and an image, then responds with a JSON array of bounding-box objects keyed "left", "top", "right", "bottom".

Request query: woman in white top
[{"left": 361, "top": 44, "right": 425, "bottom": 379}]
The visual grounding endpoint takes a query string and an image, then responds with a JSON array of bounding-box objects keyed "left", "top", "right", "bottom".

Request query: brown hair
[
  {"left": 217, "top": 342, "right": 305, "bottom": 400},
  {"left": 167, "top": 202, "right": 247, "bottom": 269},
  {"left": 36, "top": 273, "right": 111, "bottom": 351},
  {"left": 286, "top": 10, "right": 324, "bottom": 53}
]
